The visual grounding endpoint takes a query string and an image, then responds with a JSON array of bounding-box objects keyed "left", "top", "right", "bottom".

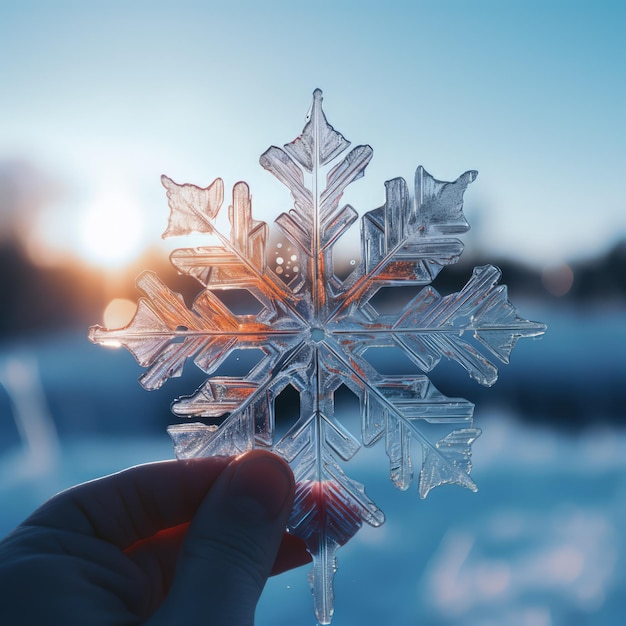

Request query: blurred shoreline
[
  {"left": 1, "top": 238, "right": 625, "bottom": 437},
  {"left": 3, "top": 235, "right": 626, "bottom": 337}
]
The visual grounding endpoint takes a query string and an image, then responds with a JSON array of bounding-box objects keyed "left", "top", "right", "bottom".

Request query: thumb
[{"left": 145, "top": 450, "right": 295, "bottom": 626}]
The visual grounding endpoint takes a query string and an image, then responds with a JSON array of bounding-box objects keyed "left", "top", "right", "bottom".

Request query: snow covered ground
[
  {"left": 1, "top": 416, "right": 624, "bottom": 626},
  {"left": 1, "top": 308, "right": 626, "bottom": 625}
]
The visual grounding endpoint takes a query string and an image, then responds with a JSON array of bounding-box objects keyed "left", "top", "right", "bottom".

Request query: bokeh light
[
  {"left": 542, "top": 263, "right": 574, "bottom": 297},
  {"left": 103, "top": 298, "right": 136, "bottom": 329}
]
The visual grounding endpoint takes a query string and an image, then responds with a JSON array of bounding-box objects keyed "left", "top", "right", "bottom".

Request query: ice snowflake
[{"left": 89, "top": 90, "right": 546, "bottom": 624}]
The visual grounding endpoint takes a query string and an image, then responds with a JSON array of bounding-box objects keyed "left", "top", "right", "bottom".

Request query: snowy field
[
  {"left": 259, "top": 414, "right": 626, "bottom": 626},
  {"left": 1, "top": 418, "right": 624, "bottom": 626}
]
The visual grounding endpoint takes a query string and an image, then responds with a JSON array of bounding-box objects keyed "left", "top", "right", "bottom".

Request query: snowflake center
[{"left": 310, "top": 327, "right": 326, "bottom": 343}]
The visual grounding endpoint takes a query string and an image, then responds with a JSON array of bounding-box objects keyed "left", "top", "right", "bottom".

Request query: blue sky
[{"left": 1, "top": 0, "right": 624, "bottom": 269}]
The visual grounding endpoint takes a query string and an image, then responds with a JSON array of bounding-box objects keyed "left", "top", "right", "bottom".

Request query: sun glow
[{"left": 76, "top": 190, "right": 145, "bottom": 269}]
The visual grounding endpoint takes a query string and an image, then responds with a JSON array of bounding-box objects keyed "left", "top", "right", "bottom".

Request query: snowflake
[{"left": 89, "top": 90, "right": 546, "bottom": 624}]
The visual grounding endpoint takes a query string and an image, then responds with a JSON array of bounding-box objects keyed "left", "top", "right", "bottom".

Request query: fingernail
[{"left": 228, "top": 452, "right": 293, "bottom": 521}]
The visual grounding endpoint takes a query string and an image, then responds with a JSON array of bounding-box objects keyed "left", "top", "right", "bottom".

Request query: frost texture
[{"left": 89, "top": 90, "right": 546, "bottom": 624}]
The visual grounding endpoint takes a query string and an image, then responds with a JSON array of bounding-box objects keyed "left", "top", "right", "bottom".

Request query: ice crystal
[{"left": 89, "top": 90, "right": 546, "bottom": 624}]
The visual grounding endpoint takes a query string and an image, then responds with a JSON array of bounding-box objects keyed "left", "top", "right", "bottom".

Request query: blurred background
[{"left": 1, "top": 1, "right": 625, "bottom": 624}]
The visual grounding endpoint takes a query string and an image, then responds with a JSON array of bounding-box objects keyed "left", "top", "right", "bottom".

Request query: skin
[{"left": 0, "top": 450, "right": 311, "bottom": 626}]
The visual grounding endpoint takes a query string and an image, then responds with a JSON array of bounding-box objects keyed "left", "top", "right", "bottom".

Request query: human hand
[{"left": 0, "top": 450, "right": 310, "bottom": 625}]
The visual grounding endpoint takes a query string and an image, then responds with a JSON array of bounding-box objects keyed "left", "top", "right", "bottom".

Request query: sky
[{"left": 0, "top": 0, "right": 624, "bottom": 271}]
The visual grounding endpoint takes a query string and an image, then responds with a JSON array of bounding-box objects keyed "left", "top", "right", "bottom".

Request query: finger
[
  {"left": 23, "top": 456, "right": 232, "bottom": 549},
  {"left": 126, "top": 523, "right": 310, "bottom": 586},
  {"left": 146, "top": 450, "right": 295, "bottom": 626},
  {"left": 271, "top": 531, "right": 312, "bottom": 576}
]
